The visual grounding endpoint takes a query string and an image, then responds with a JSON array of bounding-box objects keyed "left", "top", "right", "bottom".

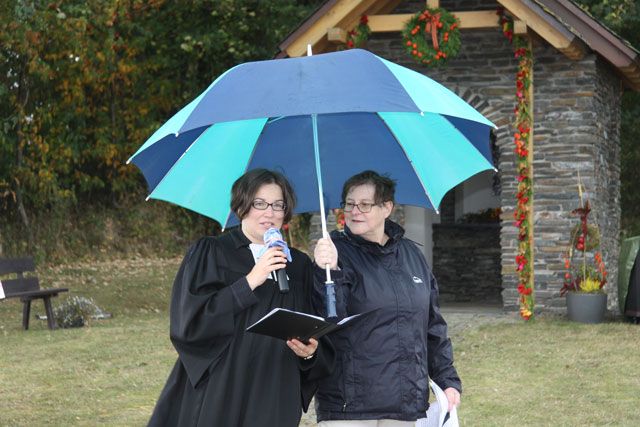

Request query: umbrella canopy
[{"left": 129, "top": 49, "right": 496, "bottom": 227}]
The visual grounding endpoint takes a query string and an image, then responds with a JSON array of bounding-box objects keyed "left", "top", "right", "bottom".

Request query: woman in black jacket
[
  {"left": 148, "top": 169, "right": 334, "bottom": 427},
  {"left": 313, "top": 170, "right": 461, "bottom": 426}
]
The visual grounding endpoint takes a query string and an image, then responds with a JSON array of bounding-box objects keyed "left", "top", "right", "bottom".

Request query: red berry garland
[
  {"left": 345, "top": 15, "right": 371, "bottom": 49},
  {"left": 402, "top": 7, "right": 461, "bottom": 67},
  {"left": 498, "top": 7, "right": 535, "bottom": 320}
]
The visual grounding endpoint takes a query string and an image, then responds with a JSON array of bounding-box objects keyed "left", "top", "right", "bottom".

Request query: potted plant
[{"left": 561, "top": 196, "right": 608, "bottom": 324}]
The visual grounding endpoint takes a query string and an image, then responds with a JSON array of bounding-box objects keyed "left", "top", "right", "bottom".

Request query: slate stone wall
[{"left": 433, "top": 224, "right": 502, "bottom": 303}]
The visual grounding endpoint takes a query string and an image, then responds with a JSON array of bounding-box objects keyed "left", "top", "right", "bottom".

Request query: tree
[{"left": 0, "top": 0, "right": 320, "bottom": 254}]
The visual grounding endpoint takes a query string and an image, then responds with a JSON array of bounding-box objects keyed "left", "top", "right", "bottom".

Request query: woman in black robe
[{"left": 148, "top": 169, "right": 335, "bottom": 427}]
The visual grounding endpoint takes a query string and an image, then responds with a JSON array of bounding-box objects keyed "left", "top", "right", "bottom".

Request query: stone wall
[
  {"left": 593, "top": 58, "right": 622, "bottom": 310},
  {"left": 433, "top": 224, "right": 502, "bottom": 303}
]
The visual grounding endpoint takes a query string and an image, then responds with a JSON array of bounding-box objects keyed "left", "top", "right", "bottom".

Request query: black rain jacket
[{"left": 312, "top": 220, "right": 461, "bottom": 422}]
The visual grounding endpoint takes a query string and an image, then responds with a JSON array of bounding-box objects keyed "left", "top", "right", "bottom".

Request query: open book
[{"left": 246, "top": 308, "right": 367, "bottom": 342}]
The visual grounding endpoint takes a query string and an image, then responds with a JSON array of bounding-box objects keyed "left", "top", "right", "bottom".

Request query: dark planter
[{"left": 566, "top": 292, "right": 607, "bottom": 324}]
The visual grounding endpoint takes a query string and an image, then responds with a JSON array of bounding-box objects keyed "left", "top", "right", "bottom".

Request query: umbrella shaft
[
  {"left": 312, "top": 114, "right": 328, "bottom": 238},
  {"left": 311, "top": 114, "right": 334, "bottom": 287}
]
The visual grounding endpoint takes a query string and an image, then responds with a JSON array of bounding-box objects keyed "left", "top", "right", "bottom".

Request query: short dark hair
[
  {"left": 342, "top": 170, "right": 396, "bottom": 205},
  {"left": 231, "top": 169, "right": 296, "bottom": 223}
]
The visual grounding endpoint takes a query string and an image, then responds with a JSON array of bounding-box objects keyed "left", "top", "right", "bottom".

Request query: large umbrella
[{"left": 128, "top": 48, "right": 496, "bottom": 315}]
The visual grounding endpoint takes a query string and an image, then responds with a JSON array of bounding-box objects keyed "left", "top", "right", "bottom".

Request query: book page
[
  {"left": 337, "top": 312, "right": 367, "bottom": 325},
  {"left": 247, "top": 307, "right": 324, "bottom": 330}
]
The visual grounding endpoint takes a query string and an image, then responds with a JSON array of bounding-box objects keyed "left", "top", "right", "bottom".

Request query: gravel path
[{"left": 298, "top": 304, "right": 515, "bottom": 426}]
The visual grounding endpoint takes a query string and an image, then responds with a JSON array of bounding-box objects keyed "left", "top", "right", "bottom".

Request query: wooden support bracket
[
  {"left": 513, "top": 19, "right": 528, "bottom": 35},
  {"left": 327, "top": 27, "right": 347, "bottom": 44}
]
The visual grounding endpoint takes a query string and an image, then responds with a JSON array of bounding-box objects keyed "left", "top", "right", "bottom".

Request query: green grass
[
  {"left": 455, "top": 320, "right": 640, "bottom": 426},
  {"left": 0, "top": 258, "right": 181, "bottom": 427},
  {"left": 1, "top": 259, "right": 640, "bottom": 426}
]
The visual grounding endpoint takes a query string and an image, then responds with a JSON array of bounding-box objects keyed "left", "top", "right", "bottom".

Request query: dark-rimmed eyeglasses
[
  {"left": 341, "top": 201, "right": 377, "bottom": 213},
  {"left": 252, "top": 199, "right": 286, "bottom": 212}
]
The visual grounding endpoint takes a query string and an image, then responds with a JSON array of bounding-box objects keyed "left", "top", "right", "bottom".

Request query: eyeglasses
[
  {"left": 341, "top": 201, "right": 378, "bottom": 213},
  {"left": 252, "top": 199, "right": 286, "bottom": 212}
]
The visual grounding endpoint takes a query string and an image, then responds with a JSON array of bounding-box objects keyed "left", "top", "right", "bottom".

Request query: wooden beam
[
  {"left": 328, "top": 27, "right": 347, "bottom": 44},
  {"left": 285, "top": 0, "right": 380, "bottom": 57},
  {"left": 368, "top": 11, "right": 500, "bottom": 33},
  {"left": 336, "top": 0, "right": 401, "bottom": 35},
  {"left": 498, "top": 0, "right": 577, "bottom": 55},
  {"left": 513, "top": 19, "right": 527, "bottom": 35},
  {"left": 559, "top": 38, "right": 586, "bottom": 60}
]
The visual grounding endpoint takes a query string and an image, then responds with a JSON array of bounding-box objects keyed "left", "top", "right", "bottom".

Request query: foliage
[
  {"left": 402, "top": 7, "right": 461, "bottom": 67},
  {"left": 283, "top": 213, "right": 312, "bottom": 254},
  {"left": 0, "top": 0, "right": 321, "bottom": 259},
  {"left": 53, "top": 295, "right": 107, "bottom": 328},
  {"left": 620, "top": 91, "right": 640, "bottom": 237},
  {"left": 0, "top": 196, "right": 216, "bottom": 263},
  {"left": 333, "top": 208, "right": 345, "bottom": 231},
  {"left": 562, "top": 198, "right": 608, "bottom": 295},
  {"left": 344, "top": 15, "right": 370, "bottom": 49}
]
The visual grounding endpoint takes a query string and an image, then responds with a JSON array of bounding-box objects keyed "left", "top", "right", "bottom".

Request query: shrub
[{"left": 53, "top": 296, "right": 108, "bottom": 328}]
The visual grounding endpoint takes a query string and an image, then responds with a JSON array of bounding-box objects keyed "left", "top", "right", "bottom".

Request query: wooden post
[{"left": 427, "top": 0, "right": 439, "bottom": 8}]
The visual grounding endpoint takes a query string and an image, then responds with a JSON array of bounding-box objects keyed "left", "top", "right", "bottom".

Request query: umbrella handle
[{"left": 325, "top": 281, "right": 337, "bottom": 318}]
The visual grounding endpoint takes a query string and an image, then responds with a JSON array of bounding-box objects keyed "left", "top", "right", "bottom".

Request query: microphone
[{"left": 263, "top": 227, "right": 291, "bottom": 293}]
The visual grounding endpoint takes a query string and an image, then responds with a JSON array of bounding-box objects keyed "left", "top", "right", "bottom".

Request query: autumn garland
[
  {"left": 499, "top": 8, "right": 535, "bottom": 320},
  {"left": 345, "top": 15, "right": 371, "bottom": 49}
]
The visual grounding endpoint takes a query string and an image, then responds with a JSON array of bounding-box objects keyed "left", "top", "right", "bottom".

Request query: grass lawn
[{"left": 1, "top": 258, "right": 639, "bottom": 426}]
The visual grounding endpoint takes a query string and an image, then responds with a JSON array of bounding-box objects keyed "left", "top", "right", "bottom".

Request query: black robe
[{"left": 148, "top": 227, "right": 335, "bottom": 427}]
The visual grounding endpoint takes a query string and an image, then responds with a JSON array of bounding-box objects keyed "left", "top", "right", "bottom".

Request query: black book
[{"left": 246, "top": 308, "right": 367, "bottom": 342}]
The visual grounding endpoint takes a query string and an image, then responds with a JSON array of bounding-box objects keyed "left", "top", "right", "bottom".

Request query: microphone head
[
  {"left": 263, "top": 227, "right": 292, "bottom": 262},
  {"left": 263, "top": 227, "right": 284, "bottom": 246}
]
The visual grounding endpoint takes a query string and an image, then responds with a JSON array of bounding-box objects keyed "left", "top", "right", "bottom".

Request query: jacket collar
[{"left": 337, "top": 219, "right": 404, "bottom": 255}]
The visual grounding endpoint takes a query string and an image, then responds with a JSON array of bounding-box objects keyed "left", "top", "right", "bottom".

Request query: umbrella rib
[
  {"left": 267, "top": 116, "right": 286, "bottom": 124},
  {"left": 376, "top": 112, "right": 439, "bottom": 214},
  {"left": 441, "top": 114, "right": 498, "bottom": 172},
  {"left": 145, "top": 127, "right": 210, "bottom": 201}
]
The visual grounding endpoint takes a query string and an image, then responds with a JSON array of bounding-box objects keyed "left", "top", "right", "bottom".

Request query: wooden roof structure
[{"left": 276, "top": 0, "right": 640, "bottom": 90}]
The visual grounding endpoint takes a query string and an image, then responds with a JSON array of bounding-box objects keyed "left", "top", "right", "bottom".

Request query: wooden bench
[{"left": 0, "top": 257, "right": 68, "bottom": 330}]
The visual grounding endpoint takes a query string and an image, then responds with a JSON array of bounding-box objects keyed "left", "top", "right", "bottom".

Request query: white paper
[
  {"left": 0, "top": 280, "right": 5, "bottom": 299},
  {"left": 416, "top": 379, "right": 459, "bottom": 427},
  {"left": 337, "top": 312, "right": 366, "bottom": 325}
]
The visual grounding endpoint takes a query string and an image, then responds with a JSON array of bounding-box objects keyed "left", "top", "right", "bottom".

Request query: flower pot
[{"left": 566, "top": 291, "right": 607, "bottom": 324}]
